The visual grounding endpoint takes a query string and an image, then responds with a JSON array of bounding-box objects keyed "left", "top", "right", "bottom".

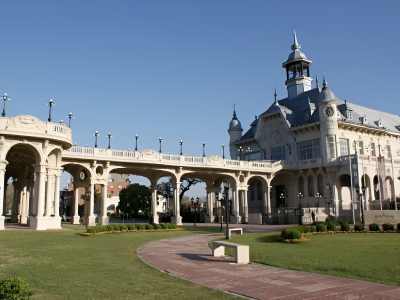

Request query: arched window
[{"left": 307, "top": 175, "right": 314, "bottom": 197}]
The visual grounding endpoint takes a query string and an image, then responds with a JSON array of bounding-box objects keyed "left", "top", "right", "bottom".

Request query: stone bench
[
  {"left": 228, "top": 227, "right": 243, "bottom": 239},
  {"left": 209, "top": 240, "right": 249, "bottom": 264}
]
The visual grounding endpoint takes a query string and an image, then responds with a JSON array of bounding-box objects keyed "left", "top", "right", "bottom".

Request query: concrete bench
[
  {"left": 228, "top": 227, "right": 243, "bottom": 239},
  {"left": 209, "top": 240, "right": 249, "bottom": 264}
]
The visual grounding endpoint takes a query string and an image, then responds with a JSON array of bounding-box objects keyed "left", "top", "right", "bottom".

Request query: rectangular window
[
  {"left": 271, "top": 145, "right": 286, "bottom": 160},
  {"left": 386, "top": 145, "right": 392, "bottom": 158},
  {"left": 297, "top": 139, "right": 321, "bottom": 161},
  {"left": 339, "top": 138, "right": 349, "bottom": 156},
  {"left": 358, "top": 141, "right": 364, "bottom": 155},
  {"left": 327, "top": 135, "right": 336, "bottom": 159},
  {"left": 370, "top": 142, "right": 376, "bottom": 156}
]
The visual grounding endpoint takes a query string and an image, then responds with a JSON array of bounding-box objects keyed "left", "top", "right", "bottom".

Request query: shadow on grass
[{"left": 255, "top": 234, "right": 282, "bottom": 244}]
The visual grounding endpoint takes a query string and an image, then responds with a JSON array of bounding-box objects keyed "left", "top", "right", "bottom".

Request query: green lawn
[
  {"left": 0, "top": 226, "right": 233, "bottom": 300},
  {"left": 230, "top": 232, "right": 400, "bottom": 286}
]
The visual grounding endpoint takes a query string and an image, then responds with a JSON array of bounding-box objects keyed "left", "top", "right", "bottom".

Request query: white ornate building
[{"left": 229, "top": 33, "right": 400, "bottom": 224}]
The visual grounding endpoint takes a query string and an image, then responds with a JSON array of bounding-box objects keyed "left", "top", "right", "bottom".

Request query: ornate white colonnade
[{"left": 0, "top": 115, "right": 282, "bottom": 230}]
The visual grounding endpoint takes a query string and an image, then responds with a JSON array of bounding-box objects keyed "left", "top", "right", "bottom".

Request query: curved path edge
[{"left": 137, "top": 233, "right": 400, "bottom": 300}]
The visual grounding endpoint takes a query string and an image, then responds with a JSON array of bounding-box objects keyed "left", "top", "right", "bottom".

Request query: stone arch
[
  {"left": 246, "top": 175, "right": 268, "bottom": 224},
  {"left": 338, "top": 174, "right": 351, "bottom": 210},
  {"left": 3, "top": 143, "right": 42, "bottom": 226},
  {"left": 385, "top": 176, "right": 395, "bottom": 208},
  {"left": 361, "top": 174, "right": 372, "bottom": 209}
]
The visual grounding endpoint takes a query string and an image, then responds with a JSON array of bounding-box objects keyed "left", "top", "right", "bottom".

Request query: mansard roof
[{"left": 236, "top": 88, "right": 400, "bottom": 143}]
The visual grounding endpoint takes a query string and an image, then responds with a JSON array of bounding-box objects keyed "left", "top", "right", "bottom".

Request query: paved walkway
[{"left": 138, "top": 233, "right": 400, "bottom": 300}]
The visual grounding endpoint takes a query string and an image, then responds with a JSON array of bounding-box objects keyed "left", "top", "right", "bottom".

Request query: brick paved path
[{"left": 138, "top": 233, "right": 400, "bottom": 300}]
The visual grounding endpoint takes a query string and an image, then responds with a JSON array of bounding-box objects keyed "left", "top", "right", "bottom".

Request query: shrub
[
  {"left": 145, "top": 224, "right": 154, "bottom": 230},
  {"left": 293, "top": 226, "right": 304, "bottom": 233},
  {"left": 382, "top": 223, "right": 394, "bottom": 232},
  {"left": 135, "top": 224, "right": 144, "bottom": 230},
  {"left": 127, "top": 224, "right": 136, "bottom": 231},
  {"left": 397, "top": 223, "right": 400, "bottom": 232},
  {"left": 0, "top": 277, "right": 32, "bottom": 300},
  {"left": 111, "top": 224, "right": 121, "bottom": 231},
  {"left": 105, "top": 225, "right": 113, "bottom": 232},
  {"left": 316, "top": 223, "right": 327, "bottom": 232},
  {"left": 309, "top": 225, "right": 317, "bottom": 233},
  {"left": 119, "top": 225, "right": 128, "bottom": 231},
  {"left": 159, "top": 223, "right": 167, "bottom": 229},
  {"left": 167, "top": 223, "right": 177, "bottom": 229},
  {"left": 153, "top": 224, "right": 161, "bottom": 230},
  {"left": 326, "top": 222, "right": 335, "bottom": 231},
  {"left": 281, "top": 228, "right": 302, "bottom": 240},
  {"left": 87, "top": 227, "right": 96, "bottom": 234},
  {"left": 369, "top": 223, "right": 380, "bottom": 232},
  {"left": 354, "top": 224, "right": 364, "bottom": 232},
  {"left": 339, "top": 221, "right": 350, "bottom": 232}
]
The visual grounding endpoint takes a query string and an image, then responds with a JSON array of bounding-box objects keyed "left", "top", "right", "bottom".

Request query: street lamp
[
  {"left": 158, "top": 137, "right": 163, "bottom": 153},
  {"left": 315, "top": 192, "right": 322, "bottom": 213},
  {"left": 48, "top": 98, "right": 55, "bottom": 122},
  {"left": 297, "top": 192, "right": 304, "bottom": 224},
  {"left": 94, "top": 131, "right": 99, "bottom": 148},
  {"left": 107, "top": 132, "right": 112, "bottom": 149},
  {"left": 221, "top": 144, "right": 225, "bottom": 159},
  {"left": 1, "top": 93, "right": 10, "bottom": 117},
  {"left": 202, "top": 143, "right": 206, "bottom": 157},
  {"left": 67, "top": 112, "right": 73, "bottom": 127},
  {"left": 238, "top": 146, "right": 243, "bottom": 160},
  {"left": 135, "top": 134, "right": 139, "bottom": 151},
  {"left": 179, "top": 139, "right": 183, "bottom": 155},
  {"left": 223, "top": 184, "right": 230, "bottom": 239}
]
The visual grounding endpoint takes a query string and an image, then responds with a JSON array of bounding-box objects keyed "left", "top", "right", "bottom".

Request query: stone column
[
  {"left": 242, "top": 189, "right": 248, "bottom": 223},
  {"left": 151, "top": 186, "right": 159, "bottom": 224},
  {"left": 100, "top": 184, "right": 109, "bottom": 225},
  {"left": 263, "top": 183, "right": 271, "bottom": 219},
  {"left": 31, "top": 164, "right": 47, "bottom": 230},
  {"left": 232, "top": 186, "right": 240, "bottom": 224},
  {"left": 86, "top": 181, "right": 96, "bottom": 226},
  {"left": 172, "top": 181, "right": 182, "bottom": 225},
  {"left": 72, "top": 187, "right": 80, "bottom": 224},
  {"left": 206, "top": 187, "right": 215, "bottom": 223},
  {"left": 54, "top": 170, "right": 61, "bottom": 219},
  {"left": 45, "top": 171, "right": 54, "bottom": 217},
  {"left": 0, "top": 161, "right": 7, "bottom": 230}
]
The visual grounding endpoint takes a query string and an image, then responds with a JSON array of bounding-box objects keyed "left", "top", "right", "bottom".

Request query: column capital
[{"left": 0, "top": 160, "right": 8, "bottom": 172}]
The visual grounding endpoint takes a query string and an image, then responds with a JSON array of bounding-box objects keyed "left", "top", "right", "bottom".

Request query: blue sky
[{"left": 0, "top": 1, "right": 399, "bottom": 157}]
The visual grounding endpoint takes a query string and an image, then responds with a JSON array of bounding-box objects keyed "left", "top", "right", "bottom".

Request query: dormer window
[
  {"left": 346, "top": 109, "right": 353, "bottom": 120},
  {"left": 360, "top": 116, "right": 367, "bottom": 125},
  {"left": 375, "top": 119, "right": 383, "bottom": 127}
]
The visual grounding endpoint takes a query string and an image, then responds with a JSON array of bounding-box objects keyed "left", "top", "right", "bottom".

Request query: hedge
[
  {"left": 0, "top": 277, "right": 32, "bottom": 300},
  {"left": 382, "top": 223, "right": 394, "bottom": 232},
  {"left": 369, "top": 223, "right": 380, "bottom": 232},
  {"left": 281, "top": 228, "right": 302, "bottom": 240},
  {"left": 86, "top": 223, "right": 177, "bottom": 234}
]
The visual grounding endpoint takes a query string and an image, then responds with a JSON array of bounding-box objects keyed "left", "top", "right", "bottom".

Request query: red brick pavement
[{"left": 137, "top": 233, "right": 400, "bottom": 300}]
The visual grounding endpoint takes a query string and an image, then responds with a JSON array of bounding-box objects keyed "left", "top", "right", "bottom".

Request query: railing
[{"left": 63, "top": 145, "right": 282, "bottom": 171}]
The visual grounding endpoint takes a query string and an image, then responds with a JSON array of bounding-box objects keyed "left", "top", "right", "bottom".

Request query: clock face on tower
[{"left": 325, "top": 106, "right": 334, "bottom": 117}]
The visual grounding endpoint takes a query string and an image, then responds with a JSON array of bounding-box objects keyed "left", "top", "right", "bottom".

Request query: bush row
[
  {"left": 86, "top": 223, "right": 177, "bottom": 234},
  {"left": 291, "top": 221, "right": 400, "bottom": 234}
]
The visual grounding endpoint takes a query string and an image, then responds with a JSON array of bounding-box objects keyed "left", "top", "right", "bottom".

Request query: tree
[
  {"left": 180, "top": 178, "right": 201, "bottom": 199},
  {"left": 117, "top": 183, "right": 151, "bottom": 218}
]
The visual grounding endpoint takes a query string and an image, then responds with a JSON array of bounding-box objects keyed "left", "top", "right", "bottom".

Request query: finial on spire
[
  {"left": 291, "top": 30, "right": 301, "bottom": 50},
  {"left": 322, "top": 76, "right": 327, "bottom": 88},
  {"left": 233, "top": 104, "right": 237, "bottom": 119},
  {"left": 315, "top": 75, "right": 319, "bottom": 89},
  {"left": 274, "top": 88, "right": 277, "bottom": 103}
]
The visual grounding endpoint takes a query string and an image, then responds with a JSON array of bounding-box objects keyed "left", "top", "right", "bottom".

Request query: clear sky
[{"left": 0, "top": 1, "right": 399, "bottom": 157}]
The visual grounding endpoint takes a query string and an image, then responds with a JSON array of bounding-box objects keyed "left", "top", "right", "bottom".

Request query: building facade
[{"left": 229, "top": 32, "right": 400, "bottom": 224}]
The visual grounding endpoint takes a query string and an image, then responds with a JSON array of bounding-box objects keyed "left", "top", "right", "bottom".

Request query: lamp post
[
  {"left": 221, "top": 144, "right": 225, "bottom": 159},
  {"left": 158, "top": 138, "right": 163, "bottom": 153},
  {"left": 135, "top": 134, "right": 138, "bottom": 151},
  {"left": 94, "top": 131, "right": 99, "bottom": 148},
  {"left": 179, "top": 139, "right": 183, "bottom": 155},
  {"left": 315, "top": 192, "right": 322, "bottom": 213},
  {"left": 215, "top": 192, "right": 223, "bottom": 232},
  {"left": 1, "top": 93, "right": 10, "bottom": 117},
  {"left": 107, "top": 132, "right": 112, "bottom": 149},
  {"left": 297, "top": 192, "right": 304, "bottom": 224},
  {"left": 48, "top": 98, "right": 55, "bottom": 122},
  {"left": 67, "top": 112, "right": 73, "bottom": 127},
  {"left": 238, "top": 146, "right": 243, "bottom": 160},
  {"left": 202, "top": 143, "right": 206, "bottom": 157}
]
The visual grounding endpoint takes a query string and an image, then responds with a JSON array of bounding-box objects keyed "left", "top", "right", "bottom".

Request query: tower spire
[
  {"left": 233, "top": 104, "right": 237, "bottom": 119},
  {"left": 322, "top": 76, "right": 327, "bottom": 88},
  {"left": 315, "top": 75, "right": 319, "bottom": 89},
  {"left": 291, "top": 30, "right": 300, "bottom": 50},
  {"left": 274, "top": 88, "right": 278, "bottom": 104}
]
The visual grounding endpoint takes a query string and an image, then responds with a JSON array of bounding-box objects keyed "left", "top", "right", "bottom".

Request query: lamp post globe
[{"left": 48, "top": 98, "right": 55, "bottom": 122}]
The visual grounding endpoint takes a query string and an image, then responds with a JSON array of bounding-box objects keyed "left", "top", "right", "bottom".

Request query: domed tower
[
  {"left": 318, "top": 79, "right": 339, "bottom": 163},
  {"left": 228, "top": 107, "right": 242, "bottom": 159},
  {"left": 282, "top": 32, "right": 313, "bottom": 99}
]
